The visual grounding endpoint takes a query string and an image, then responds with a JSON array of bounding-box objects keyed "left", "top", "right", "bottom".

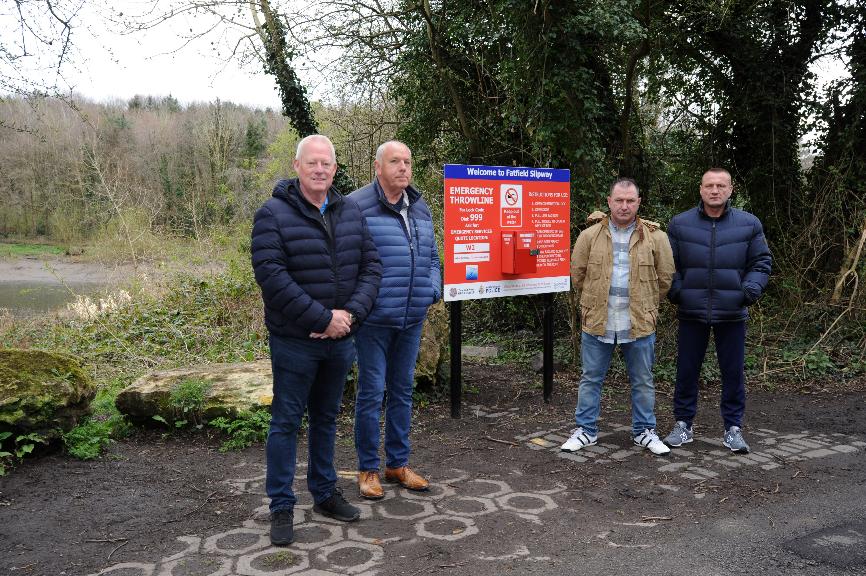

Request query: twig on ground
[
  {"left": 85, "top": 538, "right": 128, "bottom": 543},
  {"left": 108, "top": 540, "right": 128, "bottom": 561},
  {"left": 641, "top": 516, "right": 672, "bottom": 522},
  {"left": 483, "top": 436, "right": 517, "bottom": 446}
]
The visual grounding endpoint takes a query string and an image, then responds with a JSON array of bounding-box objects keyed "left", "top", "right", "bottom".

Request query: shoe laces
[
  {"left": 330, "top": 487, "right": 349, "bottom": 505},
  {"left": 637, "top": 428, "right": 660, "bottom": 442},
  {"left": 272, "top": 509, "right": 293, "bottom": 525}
]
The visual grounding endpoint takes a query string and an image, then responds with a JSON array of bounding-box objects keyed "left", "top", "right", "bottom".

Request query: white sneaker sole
[
  {"left": 723, "top": 441, "right": 749, "bottom": 454},
  {"left": 637, "top": 442, "right": 671, "bottom": 455},
  {"left": 560, "top": 440, "right": 597, "bottom": 452}
]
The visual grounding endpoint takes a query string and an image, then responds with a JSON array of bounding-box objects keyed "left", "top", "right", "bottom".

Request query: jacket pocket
[
  {"left": 587, "top": 255, "right": 604, "bottom": 279},
  {"left": 639, "top": 263, "right": 660, "bottom": 308}
]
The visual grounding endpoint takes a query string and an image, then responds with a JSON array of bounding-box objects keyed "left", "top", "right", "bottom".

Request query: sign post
[{"left": 443, "top": 164, "right": 571, "bottom": 416}]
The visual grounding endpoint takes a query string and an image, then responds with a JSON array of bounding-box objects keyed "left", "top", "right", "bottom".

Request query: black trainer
[
  {"left": 313, "top": 488, "right": 360, "bottom": 522},
  {"left": 269, "top": 508, "right": 294, "bottom": 546}
]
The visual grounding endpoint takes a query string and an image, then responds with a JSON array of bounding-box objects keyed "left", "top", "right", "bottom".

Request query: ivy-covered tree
[{"left": 657, "top": 0, "right": 844, "bottom": 239}]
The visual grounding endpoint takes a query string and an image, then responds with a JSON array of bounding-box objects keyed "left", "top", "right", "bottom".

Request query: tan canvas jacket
[{"left": 571, "top": 211, "right": 674, "bottom": 339}]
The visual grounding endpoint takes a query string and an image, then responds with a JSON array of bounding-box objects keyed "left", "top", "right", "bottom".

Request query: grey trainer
[
  {"left": 723, "top": 426, "right": 750, "bottom": 454},
  {"left": 664, "top": 421, "right": 693, "bottom": 447}
]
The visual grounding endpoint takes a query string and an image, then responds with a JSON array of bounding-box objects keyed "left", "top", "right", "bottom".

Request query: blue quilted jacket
[
  {"left": 251, "top": 178, "right": 382, "bottom": 338},
  {"left": 349, "top": 179, "right": 442, "bottom": 329},
  {"left": 667, "top": 201, "right": 772, "bottom": 323}
]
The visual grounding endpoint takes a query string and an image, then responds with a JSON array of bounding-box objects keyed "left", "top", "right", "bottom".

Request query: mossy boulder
[
  {"left": 116, "top": 360, "right": 274, "bottom": 425},
  {"left": 0, "top": 349, "right": 95, "bottom": 438},
  {"left": 118, "top": 305, "right": 451, "bottom": 425},
  {"left": 415, "top": 300, "right": 449, "bottom": 389}
]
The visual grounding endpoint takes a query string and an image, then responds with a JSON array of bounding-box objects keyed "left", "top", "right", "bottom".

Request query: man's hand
[{"left": 310, "top": 309, "right": 353, "bottom": 339}]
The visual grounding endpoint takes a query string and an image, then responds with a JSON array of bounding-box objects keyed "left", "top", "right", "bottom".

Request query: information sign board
[{"left": 443, "top": 164, "right": 571, "bottom": 301}]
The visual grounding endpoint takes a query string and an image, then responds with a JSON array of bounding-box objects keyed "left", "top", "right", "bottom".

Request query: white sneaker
[
  {"left": 634, "top": 428, "right": 670, "bottom": 455},
  {"left": 560, "top": 428, "right": 598, "bottom": 452}
]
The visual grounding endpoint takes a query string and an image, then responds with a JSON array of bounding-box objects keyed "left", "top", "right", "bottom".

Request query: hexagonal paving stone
[
  {"left": 415, "top": 514, "right": 479, "bottom": 541},
  {"left": 157, "top": 555, "right": 232, "bottom": 576},
  {"left": 314, "top": 541, "right": 384, "bottom": 574},
  {"left": 236, "top": 547, "right": 310, "bottom": 576},
  {"left": 203, "top": 527, "right": 270, "bottom": 556},
  {"left": 290, "top": 523, "right": 343, "bottom": 551}
]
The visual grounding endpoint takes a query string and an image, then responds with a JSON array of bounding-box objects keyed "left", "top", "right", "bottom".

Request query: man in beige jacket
[{"left": 561, "top": 177, "right": 675, "bottom": 455}]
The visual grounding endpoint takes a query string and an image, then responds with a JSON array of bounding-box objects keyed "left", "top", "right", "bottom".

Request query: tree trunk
[
  {"left": 253, "top": 0, "right": 355, "bottom": 192},
  {"left": 830, "top": 216, "right": 866, "bottom": 304}
]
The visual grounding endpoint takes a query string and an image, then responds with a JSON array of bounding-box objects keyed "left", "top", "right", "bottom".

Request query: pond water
[{"left": 0, "top": 281, "right": 105, "bottom": 317}]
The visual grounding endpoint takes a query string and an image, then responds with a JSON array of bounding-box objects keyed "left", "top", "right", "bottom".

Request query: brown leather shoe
[
  {"left": 384, "top": 466, "right": 429, "bottom": 491},
  {"left": 358, "top": 470, "right": 384, "bottom": 500}
]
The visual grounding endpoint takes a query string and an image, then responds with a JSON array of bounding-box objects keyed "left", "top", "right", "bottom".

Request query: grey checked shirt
[{"left": 597, "top": 220, "right": 635, "bottom": 344}]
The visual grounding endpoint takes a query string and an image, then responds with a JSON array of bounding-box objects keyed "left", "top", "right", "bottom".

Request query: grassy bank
[
  {"left": 0, "top": 233, "right": 266, "bottom": 467},
  {"left": 0, "top": 241, "right": 66, "bottom": 258}
]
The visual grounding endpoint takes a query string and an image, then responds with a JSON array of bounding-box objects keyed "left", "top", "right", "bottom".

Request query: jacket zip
[
  {"left": 708, "top": 219, "right": 716, "bottom": 323},
  {"left": 404, "top": 215, "right": 418, "bottom": 329},
  {"left": 311, "top": 198, "right": 339, "bottom": 306},
  {"left": 324, "top": 211, "right": 339, "bottom": 304},
  {"left": 386, "top": 197, "right": 415, "bottom": 330}
]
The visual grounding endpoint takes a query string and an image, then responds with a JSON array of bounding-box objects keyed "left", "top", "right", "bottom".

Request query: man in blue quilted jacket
[
  {"left": 663, "top": 168, "right": 772, "bottom": 454},
  {"left": 348, "top": 141, "right": 442, "bottom": 500},
  {"left": 251, "top": 134, "right": 382, "bottom": 546}
]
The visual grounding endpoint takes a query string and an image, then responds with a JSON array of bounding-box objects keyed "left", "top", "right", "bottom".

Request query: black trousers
[{"left": 673, "top": 319, "right": 747, "bottom": 430}]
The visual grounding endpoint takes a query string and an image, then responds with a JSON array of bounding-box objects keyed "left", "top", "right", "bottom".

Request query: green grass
[{"left": 0, "top": 242, "right": 65, "bottom": 258}]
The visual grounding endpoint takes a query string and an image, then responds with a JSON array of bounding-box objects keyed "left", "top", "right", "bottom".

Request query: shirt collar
[{"left": 609, "top": 219, "right": 636, "bottom": 234}]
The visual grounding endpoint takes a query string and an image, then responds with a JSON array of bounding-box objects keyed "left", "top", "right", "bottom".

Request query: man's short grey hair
[
  {"left": 375, "top": 140, "right": 411, "bottom": 162},
  {"left": 295, "top": 134, "right": 336, "bottom": 162},
  {"left": 610, "top": 176, "right": 640, "bottom": 197}
]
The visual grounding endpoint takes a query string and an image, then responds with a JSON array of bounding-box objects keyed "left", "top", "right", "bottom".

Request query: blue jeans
[
  {"left": 673, "top": 319, "right": 747, "bottom": 430},
  {"left": 574, "top": 331, "right": 658, "bottom": 437},
  {"left": 266, "top": 333, "right": 355, "bottom": 512},
  {"left": 354, "top": 322, "right": 425, "bottom": 471}
]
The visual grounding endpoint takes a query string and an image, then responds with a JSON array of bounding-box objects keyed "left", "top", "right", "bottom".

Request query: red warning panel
[{"left": 443, "top": 164, "right": 571, "bottom": 301}]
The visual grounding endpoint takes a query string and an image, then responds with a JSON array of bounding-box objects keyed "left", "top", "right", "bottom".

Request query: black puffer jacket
[
  {"left": 251, "top": 178, "right": 382, "bottom": 338},
  {"left": 667, "top": 201, "right": 772, "bottom": 323}
]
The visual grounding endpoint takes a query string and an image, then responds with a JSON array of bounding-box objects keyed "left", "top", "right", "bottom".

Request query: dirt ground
[{"left": 2, "top": 361, "right": 865, "bottom": 576}]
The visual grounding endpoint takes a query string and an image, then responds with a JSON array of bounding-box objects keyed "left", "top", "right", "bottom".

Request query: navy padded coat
[
  {"left": 251, "top": 178, "right": 382, "bottom": 338},
  {"left": 348, "top": 179, "right": 442, "bottom": 329},
  {"left": 667, "top": 201, "right": 772, "bottom": 323}
]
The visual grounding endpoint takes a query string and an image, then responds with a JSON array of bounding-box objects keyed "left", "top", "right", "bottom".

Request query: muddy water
[
  {"left": 0, "top": 281, "right": 105, "bottom": 316},
  {"left": 0, "top": 257, "right": 125, "bottom": 317}
]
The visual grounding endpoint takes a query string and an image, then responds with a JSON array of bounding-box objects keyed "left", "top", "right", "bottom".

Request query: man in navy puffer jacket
[
  {"left": 348, "top": 141, "right": 442, "bottom": 500},
  {"left": 663, "top": 168, "right": 772, "bottom": 454},
  {"left": 251, "top": 135, "right": 382, "bottom": 546}
]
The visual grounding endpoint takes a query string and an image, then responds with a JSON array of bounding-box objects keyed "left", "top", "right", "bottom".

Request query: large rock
[
  {"left": 115, "top": 360, "right": 274, "bottom": 424},
  {"left": 415, "top": 300, "right": 449, "bottom": 388},
  {"left": 118, "top": 306, "right": 452, "bottom": 423},
  {"left": 0, "top": 349, "right": 95, "bottom": 438}
]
